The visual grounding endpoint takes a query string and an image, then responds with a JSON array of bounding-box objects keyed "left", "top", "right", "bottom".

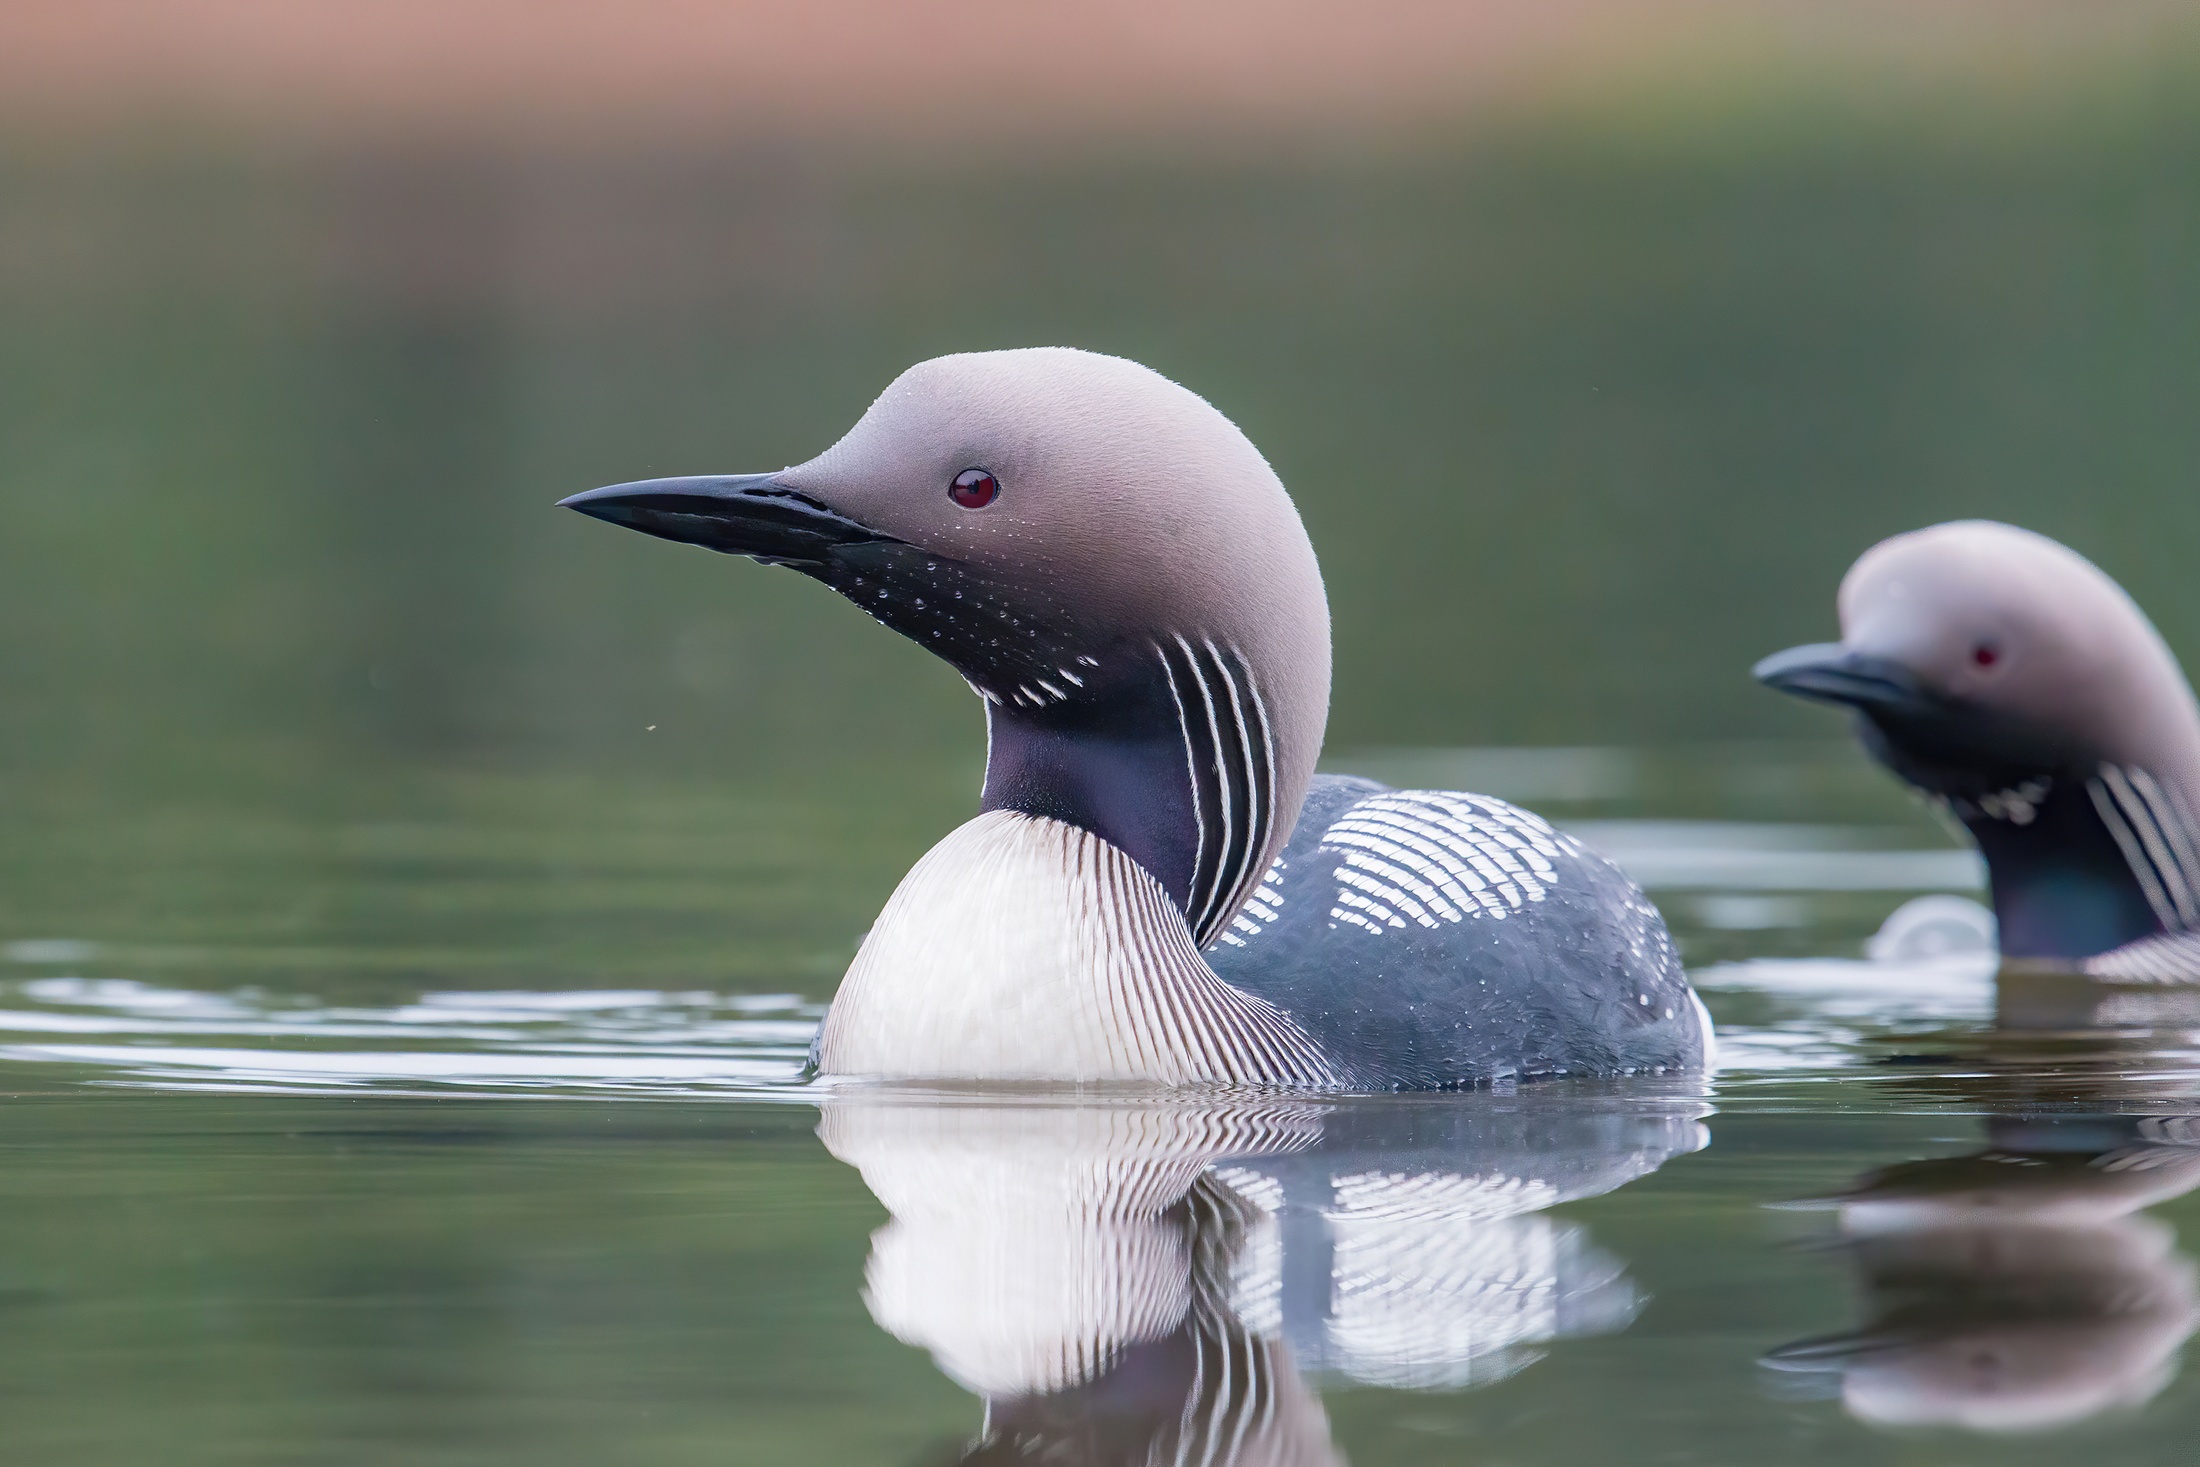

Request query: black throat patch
[
  {"left": 785, "top": 540, "right": 1285, "bottom": 944},
  {"left": 1905, "top": 756, "right": 2200, "bottom": 962},
  {"left": 976, "top": 637, "right": 1279, "bottom": 946},
  {"left": 1850, "top": 703, "right": 2195, "bottom": 960}
]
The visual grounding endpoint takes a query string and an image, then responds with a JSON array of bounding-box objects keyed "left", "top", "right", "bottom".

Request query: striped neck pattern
[
  {"left": 2088, "top": 763, "right": 2200, "bottom": 937},
  {"left": 1155, "top": 634, "right": 1282, "bottom": 948}
]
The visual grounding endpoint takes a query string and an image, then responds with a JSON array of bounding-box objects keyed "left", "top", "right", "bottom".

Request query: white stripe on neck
[{"left": 816, "top": 810, "right": 1339, "bottom": 1086}]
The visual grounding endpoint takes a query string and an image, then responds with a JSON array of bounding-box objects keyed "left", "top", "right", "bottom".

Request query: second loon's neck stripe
[
  {"left": 2090, "top": 764, "right": 2200, "bottom": 932},
  {"left": 2130, "top": 765, "right": 2200, "bottom": 923}
]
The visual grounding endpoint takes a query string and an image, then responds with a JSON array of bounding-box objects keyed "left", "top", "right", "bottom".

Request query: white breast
[{"left": 816, "top": 810, "right": 1338, "bottom": 1085}]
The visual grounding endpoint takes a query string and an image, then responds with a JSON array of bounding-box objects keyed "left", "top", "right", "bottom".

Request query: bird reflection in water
[
  {"left": 820, "top": 1090, "right": 1708, "bottom": 1464},
  {"left": 1765, "top": 973, "right": 2200, "bottom": 1433}
]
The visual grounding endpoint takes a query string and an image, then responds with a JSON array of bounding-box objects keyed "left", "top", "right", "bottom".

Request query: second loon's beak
[
  {"left": 558, "top": 474, "right": 893, "bottom": 566},
  {"left": 1753, "top": 643, "right": 1929, "bottom": 712}
]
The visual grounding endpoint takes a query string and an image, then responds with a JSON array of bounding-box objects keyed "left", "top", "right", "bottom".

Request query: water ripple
[{"left": 0, "top": 977, "right": 820, "bottom": 1096}]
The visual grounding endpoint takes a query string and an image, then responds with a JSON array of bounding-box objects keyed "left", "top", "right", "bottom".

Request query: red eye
[
  {"left": 949, "top": 467, "right": 998, "bottom": 509},
  {"left": 1973, "top": 644, "right": 1999, "bottom": 668}
]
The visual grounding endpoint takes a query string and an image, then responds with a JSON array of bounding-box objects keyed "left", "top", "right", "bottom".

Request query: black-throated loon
[
  {"left": 561, "top": 347, "right": 1712, "bottom": 1087},
  {"left": 1757, "top": 520, "right": 2200, "bottom": 981}
]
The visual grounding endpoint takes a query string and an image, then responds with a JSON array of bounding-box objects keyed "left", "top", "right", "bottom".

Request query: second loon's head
[
  {"left": 1756, "top": 521, "right": 2200, "bottom": 961},
  {"left": 562, "top": 348, "right": 1330, "bottom": 945}
]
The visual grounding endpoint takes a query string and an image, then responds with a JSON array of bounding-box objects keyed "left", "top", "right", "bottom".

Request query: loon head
[
  {"left": 563, "top": 348, "right": 1329, "bottom": 945},
  {"left": 1755, "top": 520, "right": 2200, "bottom": 961}
]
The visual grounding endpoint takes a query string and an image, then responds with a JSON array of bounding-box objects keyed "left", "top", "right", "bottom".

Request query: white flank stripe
[
  {"left": 1319, "top": 833, "right": 1464, "bottom": 921},
  {"left": 1338, "top": 855, "right": 1445, "bottom": 927},
  {"left": 1334, "top": 885, "right": 1407, "bottom": 929},
  {"left": 1318, "top": 792, "right": 1571, "bottom": 933},
  {"left": 1339, "top": 810, "right": 1491, "bottom": 908}
]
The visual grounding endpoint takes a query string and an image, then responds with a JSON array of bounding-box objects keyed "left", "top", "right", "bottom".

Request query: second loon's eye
[
  {"left": 949, "top": 468, "right": 999, "bottom": 509},
  {"left": 1973, "top": 644, "right": 2000, "bottom": 668}
]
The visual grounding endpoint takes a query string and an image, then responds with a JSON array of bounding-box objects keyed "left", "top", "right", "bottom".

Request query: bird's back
[{"left": 1206, "top": 775, "right": 1706, "bottom": 1088}]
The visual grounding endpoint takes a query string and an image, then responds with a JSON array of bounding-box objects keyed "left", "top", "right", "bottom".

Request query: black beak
[
  {"left": 558, "top": 474, "right": 893, "bottom": 567},
  {"left": 1752, "top": 643, "right": 1929, "bottom": 713}
]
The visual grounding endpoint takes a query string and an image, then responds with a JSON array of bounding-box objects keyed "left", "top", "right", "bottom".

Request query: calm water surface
[{"left": 6, "top": 743, "right": 2200, "bottom": 1465}]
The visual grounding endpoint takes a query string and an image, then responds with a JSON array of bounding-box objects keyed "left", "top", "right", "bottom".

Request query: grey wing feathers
[{"left": 1206, "top": 774, "right": 1703, "bottom": 1088}]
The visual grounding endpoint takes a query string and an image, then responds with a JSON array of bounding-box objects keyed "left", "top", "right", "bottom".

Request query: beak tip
[
  {"left": 556, "top": 486, "right": 614, "bottom": 514},
  {"left": 1752, "top": 642, "right": 1846, "bottom": 694},
  {"left": 544, "top": 473, "right": 884, "bottom": 560},
  {"left": 1752, "top": 643, "right": 1925, "bottom": 712}
]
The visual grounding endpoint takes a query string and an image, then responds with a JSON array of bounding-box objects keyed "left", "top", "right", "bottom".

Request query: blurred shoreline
[{"left": 2, "top": 1, "right": 2198, "bottom": 152}]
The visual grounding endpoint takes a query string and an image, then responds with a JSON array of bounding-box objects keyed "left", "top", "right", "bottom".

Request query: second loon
[
  {"left": 1757, "top": 520, "right": 2200, "bottom": 981},
  {"left": 562, "top": 347, "right": 1711, "bottom": 1088}
]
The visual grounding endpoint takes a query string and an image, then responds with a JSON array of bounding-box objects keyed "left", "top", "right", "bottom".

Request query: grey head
[
  {"left": 1756, "top": 521, "right": 2200, "bottom": 961},
  {"left": 561, "top": 348, "right": 1331, "bottom": 946}
]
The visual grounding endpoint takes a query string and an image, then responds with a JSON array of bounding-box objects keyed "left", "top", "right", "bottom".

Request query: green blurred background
[
  {"left": 7, "top": 52, "right": 2200, "bottom": 982},
  {"left": 10, "top": 105, "right": 2200, "bottom": 776},
  {"left": 0, "top": 5, "right": 2196, "bottom": 943}
]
